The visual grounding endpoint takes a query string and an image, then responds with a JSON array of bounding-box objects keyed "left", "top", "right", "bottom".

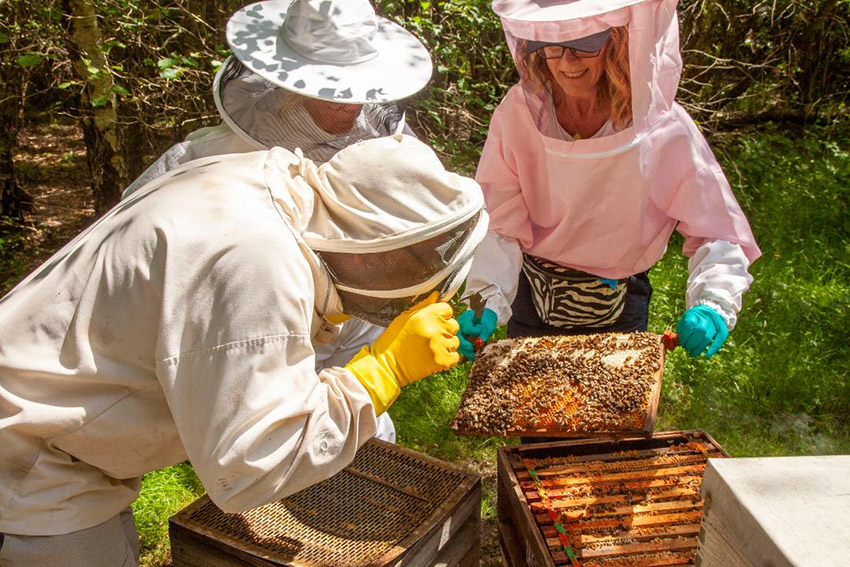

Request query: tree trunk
[
  {"left": 0, "top": 0, "right": 35, "bottom": 225},
  {"left": 0, "top": 148, "right": 34, "bottom": 225},
  {"left": 61, "top": 0, "right": 126, "bottom": 214}
]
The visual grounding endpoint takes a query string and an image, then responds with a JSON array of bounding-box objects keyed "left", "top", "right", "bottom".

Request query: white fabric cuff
[
  {"left": 685, "top": 240, "right": 754, "bottom": 330},
  {"left": 463, "top": 231, "right": 523, "bottom": 325}
]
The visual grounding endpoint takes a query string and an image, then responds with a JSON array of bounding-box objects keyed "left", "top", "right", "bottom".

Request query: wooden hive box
[
  {"left": 497, "top": 430, "right": 729, "bottom": 567},
  {"left": 452, "top": 332, "right": 665, "bottom": 438},
  {"left": 697, "top": 455, "right": 850, "bottom": 567},
  {"left": 169, "top": 438, "right": 481, "bottom": 567}
]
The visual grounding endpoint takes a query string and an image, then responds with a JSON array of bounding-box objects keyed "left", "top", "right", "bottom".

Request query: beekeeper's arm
[
  {"left": 457, "top": 105, "right": 531, "bottom": 353},
  {"left": 156, "top": 235, "right": 385, "bottom": 514},
  {"left": 668, "top": 110, "right": 762, "bottom": 357}
]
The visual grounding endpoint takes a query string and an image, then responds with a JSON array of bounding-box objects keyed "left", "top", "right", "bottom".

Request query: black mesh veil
[{"left": 317, "top": 212, "right": 485, "bottom": 327}]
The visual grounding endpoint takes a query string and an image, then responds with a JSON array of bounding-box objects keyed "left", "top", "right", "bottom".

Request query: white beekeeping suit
[
  {"left": 122, "top": 0, "right": 435, "bottom": 440},
  {"left": 0, "top": 136, "right": 487, "bottom": 565}
]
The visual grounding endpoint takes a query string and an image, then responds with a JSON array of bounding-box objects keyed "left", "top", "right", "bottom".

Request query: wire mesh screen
[{"left": 173, "top": 439, "right": 477, "bottom": 567}]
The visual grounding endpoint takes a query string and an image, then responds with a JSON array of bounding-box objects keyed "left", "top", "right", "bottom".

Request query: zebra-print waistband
[{"left": 521, "top": 255, "right": 628, "bottom": 329}]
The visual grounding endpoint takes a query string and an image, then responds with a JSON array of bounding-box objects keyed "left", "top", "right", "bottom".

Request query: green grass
[
  {"left": 648, "top": 126, "right": 850, "bottom": 456},
  {"left": 130, "top": 125, "right": 850, "bottom": 564},
  {"left": 133, "top": 463, "right": 203, "bottom": 566}
]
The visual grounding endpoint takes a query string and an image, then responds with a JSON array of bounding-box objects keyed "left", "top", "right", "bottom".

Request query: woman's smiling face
[{"left": 545, "top": 43, "right": 609, "bottom": 101}]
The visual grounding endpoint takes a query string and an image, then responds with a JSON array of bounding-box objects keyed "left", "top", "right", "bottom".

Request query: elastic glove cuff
[
  {"left": 696, "top": 299, "right": 735, "bottom": 330},
  {"left": 345, "top": 347, "right": 401, "bottom": 415}
]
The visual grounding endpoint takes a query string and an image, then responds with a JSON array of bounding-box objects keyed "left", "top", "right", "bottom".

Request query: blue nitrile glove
[
  {"left": 598, "top": 278, "right": 618, "bottom": 290},
  {"left": 456, "top": 307, "right": 499, "bottom": 361},
  {"left": 675, "top": 305, "right": 729, "bottom": 358}
]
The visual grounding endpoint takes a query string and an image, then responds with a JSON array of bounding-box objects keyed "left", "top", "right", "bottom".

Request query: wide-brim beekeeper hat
[
  {"left": 225, "top": 0, "right": 433, "bottom": 104},
  {"left": 277, "top": 135, "right": 489, "bottom": 327}
]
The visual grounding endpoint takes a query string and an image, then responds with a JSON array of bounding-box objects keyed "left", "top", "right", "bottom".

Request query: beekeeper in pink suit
[
  {"left": 458, "top": 0, "right": 761, "bottom": 360},
  {"left": 0, "top": 134, "right": 488, "bottom": 566},
  {"left": 122, "top": 0, "right": 435, "bottom": 443}
]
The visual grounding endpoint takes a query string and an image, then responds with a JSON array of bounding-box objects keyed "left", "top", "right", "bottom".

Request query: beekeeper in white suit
[
  {"left": 123, "top": 0, "right": 432, "bottom": 195},
  {"left": 0, "top": 134, "right": 488, "bottom": 567},
  {"left": 123, "top": 0, "right": 434, "bottom": 443}
]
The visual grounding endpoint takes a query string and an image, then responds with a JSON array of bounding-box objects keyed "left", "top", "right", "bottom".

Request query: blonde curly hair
[{"left": 517, "top": 26, "right": 632, "bottom": 131}]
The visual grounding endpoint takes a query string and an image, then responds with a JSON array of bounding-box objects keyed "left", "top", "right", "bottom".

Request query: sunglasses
[{"left": 536, "top": 43, "right": 605, "bottom": 60}]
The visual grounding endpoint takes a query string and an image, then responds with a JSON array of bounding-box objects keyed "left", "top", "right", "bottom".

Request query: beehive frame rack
[{"left": 498, "top": 430, "right": 729, "bottom": 567}]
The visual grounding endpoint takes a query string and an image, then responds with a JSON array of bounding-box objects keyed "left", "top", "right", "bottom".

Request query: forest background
[{"left": 1, "top": 1, "right": 849, "bottom": 566}]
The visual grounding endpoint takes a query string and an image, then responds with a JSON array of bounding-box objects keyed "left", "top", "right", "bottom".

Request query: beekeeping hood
[
  {"left": 495, "top": 0, "right": 681, "bottom": 149},
  {"left": 214, "top": 0, "right": 432, "bottom": 154},
  {"left": 274, "top": 135, "right": 488, "bottom": 327}
]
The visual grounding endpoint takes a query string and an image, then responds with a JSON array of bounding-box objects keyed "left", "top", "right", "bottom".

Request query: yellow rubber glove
[{"left": 345, "top": 292, "right": 460, "bottom": 415}]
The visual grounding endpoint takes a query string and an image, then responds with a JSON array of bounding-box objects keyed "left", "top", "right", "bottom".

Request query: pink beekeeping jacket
[{"left": 467, "top": 0, "right": 760, "bottom": 328}]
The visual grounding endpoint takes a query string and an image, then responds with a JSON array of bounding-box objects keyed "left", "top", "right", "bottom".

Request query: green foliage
[
  {"left": 16, "top": 53, "right": 42, "bottom": 68},
  {"left": 31, "top": 0, "right": 244, "bottom": 158},
  {"left": 0, "top": 218, "right": 35, "bottom": 294},
  {"left": 0, "top": 233, "right": 22, "bottom": 274},
  {"left": 0, "top": 0, "right": 72, "bottom": 120},
  {"left": 156, "top": 53, "right": 204, "bottom": 79},
  {"left": 678, "top": 0, "right": 850, "bottom": 122},
  {"left": 378, "top": 0, "right": 515, "bottom": 173}
]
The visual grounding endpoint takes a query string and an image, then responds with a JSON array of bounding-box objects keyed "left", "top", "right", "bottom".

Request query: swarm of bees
[{"left": 451, "top": 332, "right": 664, "bottom": 437}]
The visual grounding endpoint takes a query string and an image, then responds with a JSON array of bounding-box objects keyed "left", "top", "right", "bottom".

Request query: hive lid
[
  {"left": 452, "top": 332, "right": 665, "bottom": 438},
  {"left": 699, "top": 455, "right": 850, "bottom": 567},
  {"left": 169, "top": 438, "right": 479, "bottom": 567}
]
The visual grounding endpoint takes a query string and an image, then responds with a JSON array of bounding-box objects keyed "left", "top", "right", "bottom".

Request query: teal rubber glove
[
  {"left": 456, "top": 334, "right": 476, "bottom": 361},
  {"left": 676, "top": 305, "right": 729, "bottom": 358},
  {"left": 456, "top": 307, "right": 498, "bottom": 361},
  {"left": 598, "top": 277, "right": 619, "bottom": 290}
]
